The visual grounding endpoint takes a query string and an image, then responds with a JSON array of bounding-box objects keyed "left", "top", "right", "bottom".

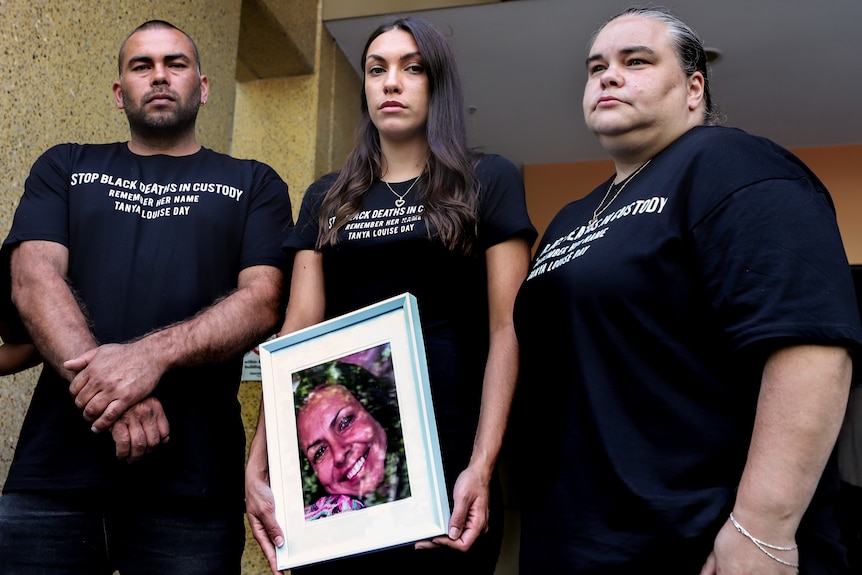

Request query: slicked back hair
[{"left": 590, "top": 6, "right": 721, "bottom": 125}]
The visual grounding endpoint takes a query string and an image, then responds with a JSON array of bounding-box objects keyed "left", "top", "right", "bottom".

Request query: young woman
[{"left": 245, "top": 15, "right": 535, "bottom": 575}]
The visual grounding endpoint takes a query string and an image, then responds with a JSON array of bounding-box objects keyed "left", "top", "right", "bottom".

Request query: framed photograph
[{"left": 259, "top": 293, "right": 449, "bottom": 570}]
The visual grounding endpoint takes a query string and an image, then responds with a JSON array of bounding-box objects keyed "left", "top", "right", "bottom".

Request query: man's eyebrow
[
  {"left": 165, "top": 53, "right": 192, "bottom": 61},
  {"left": 126, "top": 55, "right": 152, "bottom": 68},
  {"left": 125, "top": 53, "right": 191, "bottom": 67}
]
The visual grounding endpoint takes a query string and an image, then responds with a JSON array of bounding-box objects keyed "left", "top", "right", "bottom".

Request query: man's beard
[{"left": 123, "top": 84, "right": 201, "bottom": 134}]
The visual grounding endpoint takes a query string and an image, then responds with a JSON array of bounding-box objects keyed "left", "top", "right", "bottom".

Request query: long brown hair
[{"left": 316, "top": 16, "right": 480, "bottom": 253}]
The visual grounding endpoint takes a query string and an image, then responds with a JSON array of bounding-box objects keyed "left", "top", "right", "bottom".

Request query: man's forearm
[
  {"left": 11, "top": 241, "right": 96, "bottom": 380},
  {"left": 141, "top": 265, "right": 284, "bottom": 371},
  {"left": 67, "top": 265, "right": 284, "bottom": 431}
]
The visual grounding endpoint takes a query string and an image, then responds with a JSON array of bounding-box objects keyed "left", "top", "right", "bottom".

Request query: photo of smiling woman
[{"left": 292, "top": 343, "right": 410, "bottom": 521}]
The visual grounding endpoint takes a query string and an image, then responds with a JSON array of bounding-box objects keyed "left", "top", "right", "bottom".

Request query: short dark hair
[{"left": 118, "top": 20, "right": 201, "bottom": 76}]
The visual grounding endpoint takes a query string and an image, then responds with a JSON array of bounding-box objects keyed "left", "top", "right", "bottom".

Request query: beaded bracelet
[{"left": 728, "top": 512, "right": 799, "bottom": 569}]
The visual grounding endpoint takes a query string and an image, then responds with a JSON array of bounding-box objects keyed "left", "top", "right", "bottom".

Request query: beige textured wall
[
  {"left": 0, "top": 0, "right": 360, "bottom": 573},
  {"left": 232, "top": 0, "right": 360, "bottom": 213}
]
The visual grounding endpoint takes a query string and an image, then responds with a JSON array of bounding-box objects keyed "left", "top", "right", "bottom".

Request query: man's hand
[
  {"left": 66, "top": 341, "right": 165, "bottom": 432},
  {"left": 111, "top": 397, "right": 171, "bottom": 463}
]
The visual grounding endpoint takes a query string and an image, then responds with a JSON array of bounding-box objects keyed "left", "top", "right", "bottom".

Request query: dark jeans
[{"left": 0, "top": 491, "right": 244, "bottom": 575}]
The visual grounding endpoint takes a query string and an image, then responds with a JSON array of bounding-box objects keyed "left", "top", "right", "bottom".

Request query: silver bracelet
[{"left": 728, "top": 512, "right": 799, "bottom": 569}]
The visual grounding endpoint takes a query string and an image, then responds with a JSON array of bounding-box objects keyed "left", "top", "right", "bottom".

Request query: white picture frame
[{"left": 260, "top": 293, "right": 449, "bottom": 570}]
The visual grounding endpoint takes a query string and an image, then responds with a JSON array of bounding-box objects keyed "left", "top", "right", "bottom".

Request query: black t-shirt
[
  {"left": 286, "top": 154, "right": 536, "bottom": 478},
  {"left": 513, "top": 126, "right": 862, "bottom": 572},
  {"left": 3, "top": 143, "right": 293, "bottom": 505}
]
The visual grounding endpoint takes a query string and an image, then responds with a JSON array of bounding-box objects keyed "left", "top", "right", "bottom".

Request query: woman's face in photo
[{"left": 297, "top": 385, "right": 388, "bottom": 498}]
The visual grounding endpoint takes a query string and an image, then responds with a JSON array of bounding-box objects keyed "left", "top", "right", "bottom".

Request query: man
[
  {"left": 0, "top": 20, "right": 292, "bottom": 574},
  {"left": 512, "top": 7, "right": 862, "bottom": 574}
]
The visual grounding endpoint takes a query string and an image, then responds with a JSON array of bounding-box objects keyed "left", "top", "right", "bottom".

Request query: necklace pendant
[
  {"left": 383, "top": 175, "right": 421, "bottom": 209},
  {"left": 590, "top": 158, "right": 653, "bottom": 227}
]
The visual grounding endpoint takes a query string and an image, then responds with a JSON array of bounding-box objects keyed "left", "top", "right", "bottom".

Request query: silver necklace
[
  {"left": 589, "top": 159, "right": 652, "bottom": 226},
  {"left": 382, "top": 176, "right": 420, "bottom": 208}
]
